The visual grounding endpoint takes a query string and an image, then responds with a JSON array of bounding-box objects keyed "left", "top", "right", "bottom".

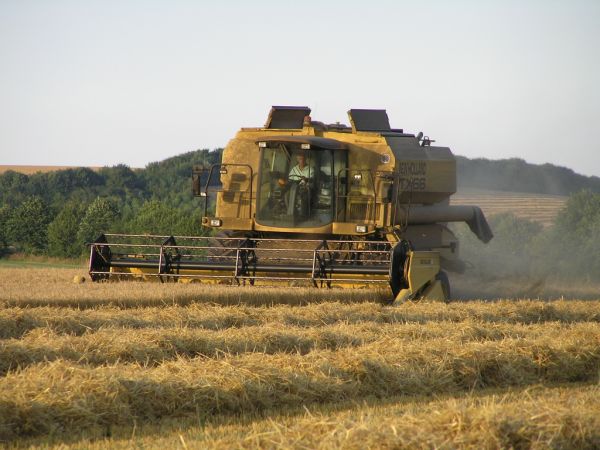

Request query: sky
[{"left": 1, "top": 0, "right": 599, "bottom": 176}]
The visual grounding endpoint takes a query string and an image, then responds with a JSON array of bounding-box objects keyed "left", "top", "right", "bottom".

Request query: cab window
[{"left": 256, "top": 144, "right": 336, "bottom": 228}]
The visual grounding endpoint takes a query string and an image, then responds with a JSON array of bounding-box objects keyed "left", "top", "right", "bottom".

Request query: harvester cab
[{"left": 89, "top": 106, "right": 493, "bottom": 304}]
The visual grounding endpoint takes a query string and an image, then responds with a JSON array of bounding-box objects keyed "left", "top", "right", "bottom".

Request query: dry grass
[
  {"left": 88, "top": 384, "right": 599, "bottom": 450},
  {"left": 1, "top": 266, "right": 599, "bottom": 448},
  {"left": 1, "top": 300, "right": 600, "bottom": 341},
  {"left": 9, "top": 384, "right": 600, "bottom": 449},
  {"left": 4, "top": 266, "right": 598, "bottom": 308},
  {"left": 203, "top": 386, "right": 600, "bottom": 450},
  {"left": 1, "top": 326, "right": 599, "bottom": 440},
  {"left": 0, "top": 267, "right": 389, "bottom": 308},
  {"left": 2, "top": 320, "right": 597, "bottom": 375}
]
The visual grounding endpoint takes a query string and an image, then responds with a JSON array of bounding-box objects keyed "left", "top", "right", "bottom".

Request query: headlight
[
  {"left": 210, "top": 219, "right": 222, "bottom": 227},
  {"left": 355, "top": 225, "right": 367, "bottom": 233}
]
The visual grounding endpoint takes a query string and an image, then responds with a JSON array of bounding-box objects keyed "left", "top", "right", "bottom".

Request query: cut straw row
[
  {"left": 195, "top": 384, "right": 600, "bottom": 450},
  {"left": 0, "top": 277, "right": 389, "bottom": 308},
  {"left": 1, "top": 321, "right": 597, "bottom": 376},
  {"left": 2, "top": 300, "right": 600, "bottom": 339},
  {"left": 1, "top": 331, "right": 599, "bottom": 439}
]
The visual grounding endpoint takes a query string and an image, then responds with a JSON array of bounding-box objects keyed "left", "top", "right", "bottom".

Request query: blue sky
[{"left": 1, "top": 0, "right": 599, "bottom": 176}]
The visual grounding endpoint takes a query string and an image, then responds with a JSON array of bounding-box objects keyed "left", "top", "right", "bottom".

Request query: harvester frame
[{"left": 89, "top": 106, "right": 493, "bottom": 303}]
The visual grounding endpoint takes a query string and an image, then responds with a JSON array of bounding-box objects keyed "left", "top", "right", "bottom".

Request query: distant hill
[
  {"left": 1, "top": 152, "right": 597, "bottom": 213},
  {"left": 456, "top": 156, "right": 600, "bottom": 196},
  {"left": 451, "top": 157, "right": 600, "bottom": 227}
]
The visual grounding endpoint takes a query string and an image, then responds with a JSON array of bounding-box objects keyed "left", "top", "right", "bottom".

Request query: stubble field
[{"left": 1, "top": 266, "right": 599, "bottom": 449}]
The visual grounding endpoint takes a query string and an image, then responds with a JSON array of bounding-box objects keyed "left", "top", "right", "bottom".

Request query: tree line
[
  {"left": 457, "top": 156, "right": 600, "bottom": 195},
  {"left": 0, "top": 149, "right": 222, "bottom": 258},
  {"left": 1, "top": 150, "right": 600, "bottom": 279}
]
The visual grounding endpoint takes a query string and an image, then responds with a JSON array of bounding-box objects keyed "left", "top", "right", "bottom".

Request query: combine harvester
[{"left": 89, "top": 107, "right": 492, "bottom": 303}]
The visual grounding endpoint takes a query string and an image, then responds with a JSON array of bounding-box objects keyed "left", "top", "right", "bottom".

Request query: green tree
[
  {"left": 125, "top": 199, "right": 205, "bottom": 236},
  {"left": 539, "top": 190, "right": 600, "bottom": 280},
  {"left": 98, "top": 164, "right": 146, "bottom": 198},
  {"left": 5, "top": 196, "right": 51, "bottom": 254},
  {"left": 47, "top": 201, "right": 88, "bottom": 258},
  {"left": 0, "top": 171, "right": 29, "bottom": 207},
  {"left": 126, "top": 200, "right": 179, "bottom": 235},
  {"left": 0, "top": 204, "right": 12, "bottom": 256},
  {"left": 76, "top": 198, "right": 119, "bottom": 246},
  {"left": 173, "top": 210, "right": 205, "bottom": 236},
  {"left": 554, "top": 190, "right": 600, "bottom": 236}
]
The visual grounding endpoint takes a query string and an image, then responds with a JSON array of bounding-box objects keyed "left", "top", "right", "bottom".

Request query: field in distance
[
  {"left": 452, "top": 188, "right": 568, "bottom": 227},
  {"left": 1, "top": 266, "right": 599, "bottom": 449},
  {"left": 0, "top": 165, "right": 103, "bottom": 175}
]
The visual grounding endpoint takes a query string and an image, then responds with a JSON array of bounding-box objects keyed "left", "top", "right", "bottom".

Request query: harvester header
[{"left": 89, "top": 106, "right": 492, "bottom": 303}]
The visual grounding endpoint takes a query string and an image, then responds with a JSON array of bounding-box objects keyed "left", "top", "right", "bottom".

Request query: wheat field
[
  {"left": 452, "top": 189, "right": 567, "bottom": 227},
  {"left": 1, "top": 266, "right": 599, "bottom": 449}
]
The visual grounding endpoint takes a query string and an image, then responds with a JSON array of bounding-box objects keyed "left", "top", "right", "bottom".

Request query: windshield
[{"left": 256, "top": 144, "right": 335, "bottom": 228}]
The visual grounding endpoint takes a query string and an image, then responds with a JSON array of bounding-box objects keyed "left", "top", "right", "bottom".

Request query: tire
[
  {"left": 436, "top": 270, "right": 451, "bottom": 302},
  {"left": 389, "top": 240, "right": 411, "bottom": 301}
]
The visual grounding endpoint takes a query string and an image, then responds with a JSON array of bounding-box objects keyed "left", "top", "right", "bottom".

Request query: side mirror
[
  {"left": 192, "top": 165, "right": 206, "bottom": 197},
  {"left": 192, "top": 173, "right": 202, "bottom": 196}
]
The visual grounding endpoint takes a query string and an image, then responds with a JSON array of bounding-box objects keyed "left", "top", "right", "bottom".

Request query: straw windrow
[
  {"left": 1, "top": 331, "right": 599, "bottom": 439},
  {"left": 1, "top": 321, "right": 598, "bottom": 376},
  {"left": 1, "top": 300, "right": 600, "bottom": 339},
  {"left": 1, "top": 266, "right": 599, "bottom": 447}
]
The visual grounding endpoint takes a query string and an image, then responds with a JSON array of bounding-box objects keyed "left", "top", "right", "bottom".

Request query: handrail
[{"left": 97, "top": 233, "right": 393, "bottom": 245}]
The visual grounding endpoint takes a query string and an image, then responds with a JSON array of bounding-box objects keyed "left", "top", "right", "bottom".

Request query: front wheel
[
  {"left": 388, "top": 240, "right": 411, "bottom": 304},
  {"left": 436, "top": 270, "right": 451, "bottom": 302}
]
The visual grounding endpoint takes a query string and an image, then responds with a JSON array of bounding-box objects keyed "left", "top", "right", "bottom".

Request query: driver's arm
[{"left": 289, "top": 165, "right": 301, "bottom": 181}]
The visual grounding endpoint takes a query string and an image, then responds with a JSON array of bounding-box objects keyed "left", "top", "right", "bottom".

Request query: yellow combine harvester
[{"left": 89, "top": 106, "right": 492, "bottom": 303}]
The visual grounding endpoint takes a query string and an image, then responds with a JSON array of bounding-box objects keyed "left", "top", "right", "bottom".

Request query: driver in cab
[{"left": 288, "top": 153, "right": 313, "bottom": 185}]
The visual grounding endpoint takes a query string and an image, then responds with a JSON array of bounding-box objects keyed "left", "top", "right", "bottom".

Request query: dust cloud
[{"left": 447, "top": 213, "right": 600, "bottom": 301}]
